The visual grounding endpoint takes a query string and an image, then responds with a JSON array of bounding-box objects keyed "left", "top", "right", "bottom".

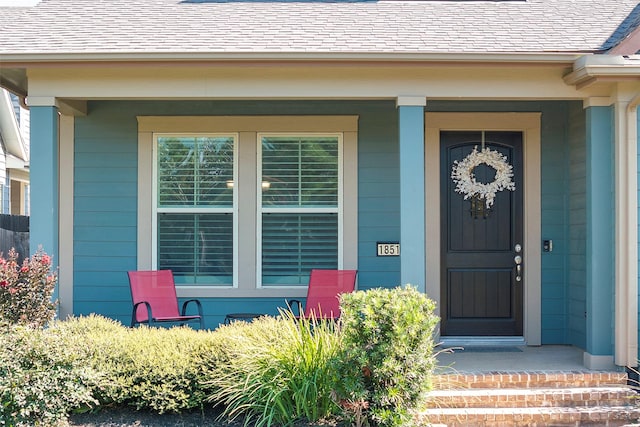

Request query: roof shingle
[{"left": 1, "top": 0, "right": 639, "bottom": 56}]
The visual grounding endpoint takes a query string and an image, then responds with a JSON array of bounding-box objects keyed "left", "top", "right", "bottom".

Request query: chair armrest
[
  {"left": 132, "top": 301, "right": 153, "bottom": 327},
  {"left": 181, "top": 299, "right": 204, "bottom": 329},
  {"left": 181, "top": 299, "right": 204, "bottom": 317},
  {"left": 285, "top": 299, "right": 303, "bottom": 317}
]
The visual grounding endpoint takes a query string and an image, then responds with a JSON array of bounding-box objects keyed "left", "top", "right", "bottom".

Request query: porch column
[
  {"left": 584, "top": 104, "right": 615, "bottom": 369},
  {"left": 29, "top": 105, "right": 59, "bottom": 263},
  {"left": 397, "top": 96, "right": 426, "bottom": 291}
]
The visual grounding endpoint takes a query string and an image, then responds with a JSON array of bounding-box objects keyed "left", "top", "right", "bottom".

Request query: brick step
[
  {"left": 426, "top": 386, "right": 636, "bottom": 409},
  {"left": 422, "top": 371, "right": 639, "bottom": 426},
  {"left": 416, "top": 405, "right": 640, "bottom": 427},
  {"left": 434, "top": 371, "right": 629, "bottom": 389}
]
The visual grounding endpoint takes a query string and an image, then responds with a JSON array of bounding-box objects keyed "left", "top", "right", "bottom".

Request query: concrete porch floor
[{"left": 435, "top": 345, "right": 623, "bottom": 374}]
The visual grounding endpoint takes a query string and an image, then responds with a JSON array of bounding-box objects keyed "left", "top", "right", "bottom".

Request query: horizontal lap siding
[
  {"left": 430, "top": 101, "right": 574, "bottom": 345},
  {"left": 73, "top": 100, "right": 577, "bottom": 339},
  {"left": 539, "top": 103, "right": 571, "bottom": 344},
  {"left": 568, "top": 102, "right": 587, "bottom": 349},
  {"left": 73, "top": 100, "right": 400, "bottom": 325},
  {"left": 74, "top": 110, "right": 138, "bottom": 323},
  {"left": 356, "top": 109, "right": 401, "bottom": 289}
]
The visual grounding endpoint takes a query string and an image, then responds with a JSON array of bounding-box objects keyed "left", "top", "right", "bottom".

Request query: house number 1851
[{"left": 377, "top": 242, "right": 400, "bottom": 256}]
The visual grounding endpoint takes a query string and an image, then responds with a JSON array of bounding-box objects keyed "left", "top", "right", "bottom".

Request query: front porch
[{"left": 436, "top": 344, "right": 591, "bottom": 374}]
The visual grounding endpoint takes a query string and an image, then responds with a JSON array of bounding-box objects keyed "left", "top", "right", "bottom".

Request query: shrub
[
  {"left": 51, "top": 315, "right": 221, "bottom": 414},
  {"left": 0, "top": 322, "right": 98, "bottom": 427},
  {"left": 0, "top": 248, "right": 57, "bottom": 328},
  {"left": 207, "top": 311, "right": 342, "bottom": 427},
  {"left": 335, "top": 286, "right": 439, "bottom": 427}
]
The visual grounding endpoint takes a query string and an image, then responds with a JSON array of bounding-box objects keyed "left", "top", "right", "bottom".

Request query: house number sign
[{"left": 377, "top": 242, "right": 400, "bottom": 256}]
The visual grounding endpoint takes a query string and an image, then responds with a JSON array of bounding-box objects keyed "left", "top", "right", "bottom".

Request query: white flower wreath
[{"left": 451, "top": 146, "right": 515, "bottom": 208}]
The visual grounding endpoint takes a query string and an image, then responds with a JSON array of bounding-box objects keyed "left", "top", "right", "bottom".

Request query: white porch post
[{"left": 613, "top": 88, "right": 639, "bottom": 367}]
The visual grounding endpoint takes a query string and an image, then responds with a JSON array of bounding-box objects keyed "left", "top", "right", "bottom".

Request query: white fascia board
[{"left": 0, "top": 51, "right": 582, "bottom": 65}]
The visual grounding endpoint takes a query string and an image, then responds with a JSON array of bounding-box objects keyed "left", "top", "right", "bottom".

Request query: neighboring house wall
[
  {"left": 0, "top": 135, "right": 6, "bottom": 214},
  {"left": 0, "top": 90, "right": 29, "bottom": 216},
  {"left": 11, "top": 94, "right": 30, "bottom": 160},
  {"left": 71, "top": 99, "right": 583, "bottom": 336}
]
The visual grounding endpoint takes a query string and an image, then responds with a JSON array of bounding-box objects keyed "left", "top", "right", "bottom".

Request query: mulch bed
[{"left": 68, "top": 406, "right": 346, "bottom": 427}]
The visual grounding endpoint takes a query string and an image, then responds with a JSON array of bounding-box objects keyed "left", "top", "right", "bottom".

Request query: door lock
[{"left": 514, "top": 254, "right": 523, "bottom": 282}]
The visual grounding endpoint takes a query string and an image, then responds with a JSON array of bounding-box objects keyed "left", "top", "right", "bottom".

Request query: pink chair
[
  {"left": 287, "top": 269, "right": 357, "bottom": 320},
  {"left": 127, "top": 270, "right": 204, "bottom": 328}
]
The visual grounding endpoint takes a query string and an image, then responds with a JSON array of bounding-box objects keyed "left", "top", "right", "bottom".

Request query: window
[
  {"left": 153, "top": 135, "right": 236, "bottom": 285},
  {"left": 259, "top": 135, "right": 341, "bottom": 286},
  {"left": 138, "top": 116, "right": 357, "bottom": 297}
]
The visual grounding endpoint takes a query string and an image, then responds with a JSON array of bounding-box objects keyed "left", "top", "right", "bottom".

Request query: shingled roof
[{"left": 0, "top": 0, "right": 639, "bottom": 56}]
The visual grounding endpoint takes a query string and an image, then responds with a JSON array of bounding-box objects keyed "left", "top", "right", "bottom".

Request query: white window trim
[
  {"left": 256, "top": 133, "right": 344, "bottom": 288},
  {"left": 137, "top": 116, "right": 358, "bottom": 298},
  {"left": 152, "top": 133, "right": 239, "bottom": 288}
]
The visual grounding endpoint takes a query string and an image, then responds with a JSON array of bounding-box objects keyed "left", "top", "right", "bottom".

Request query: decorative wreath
[{"left": 451, "top": 146, "right": 515, "bottom": 208}]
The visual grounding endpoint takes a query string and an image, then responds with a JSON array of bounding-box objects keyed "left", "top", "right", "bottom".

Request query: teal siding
[
  {"left": 540, "top": 103, "right": 571, "bottom": 344},
  {"left": 73, "top": 100, "right": 583, "bottom": 338},
  {"left": 356, "top": 108, "right": 401, "bottom": 289},
  {"left": 73, "top": 101, "right": 401, "bottom": 325},
  {"left": 74, "top": 104, "right": 138, "bottom": 323},
  {"left": 429, "top": 100, "right": 577, "bottom": 345},
  {"left": 568, "top": 102, "right": 587, "bottom": 349}
]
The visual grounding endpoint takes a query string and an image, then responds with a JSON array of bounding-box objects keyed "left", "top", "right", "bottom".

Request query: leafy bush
[
  {"left": 207, "top": 311, "right": 342, "bottom": 427},
  {"left": 0, "top": 248, "right": 57, "bottom": 328},
  {"left": 51, "top": 315, "right": 221, "bottom": 414},
  {"left": 335, "top": 286, "right": 439, "bottom": 427},
  {"left": 0, "top": 322, "right": 98, "bottom": 427}
]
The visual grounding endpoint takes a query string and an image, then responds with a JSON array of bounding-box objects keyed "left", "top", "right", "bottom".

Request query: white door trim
[{"left": 425, "top": 112, "right": 542, "bottom": 345}]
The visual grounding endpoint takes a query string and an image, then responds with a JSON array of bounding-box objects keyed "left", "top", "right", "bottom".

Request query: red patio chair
[
  {"left": 287, "top": 269, "right": 357, "bottom": 320},
  {"left": 127, "top": 270, "right": 204, "bottom": 329}
]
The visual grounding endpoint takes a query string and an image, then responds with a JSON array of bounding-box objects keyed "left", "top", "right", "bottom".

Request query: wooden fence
[{"left": 0, "top": 214, "right": 29, "bottom": 263}]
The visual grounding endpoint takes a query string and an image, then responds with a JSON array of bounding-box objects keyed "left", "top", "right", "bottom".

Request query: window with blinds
[
  {"left": 259, "top": 135, "right": 341, "bottom": 286},
  {"left": 155, "top": 135, "right": 235, "bottom": 285}
]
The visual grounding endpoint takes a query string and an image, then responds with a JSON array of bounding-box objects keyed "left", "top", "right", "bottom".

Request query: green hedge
[
  {"left": 0, "top": 322, "right": 97, "bottom": 427},
  {"left": 0, "top": 286, "right": 440, "bottom": 427},
  {"left": 335, "top": 286, "right": 440, "bottom": 427},
  {"left": 51, "top": 315, "right": 222, "bottom": 414}
]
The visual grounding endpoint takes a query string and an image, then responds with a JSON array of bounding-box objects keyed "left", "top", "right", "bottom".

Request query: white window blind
[
  {"left": 260, "top": 136, "right": 340, "bottom": 286},
  {"left": 155, "top": 136, "right": 235, "bottom": 285}
]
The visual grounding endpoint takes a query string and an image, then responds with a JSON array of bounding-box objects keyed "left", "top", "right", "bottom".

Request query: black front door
[{"left": 440, "top": 131, "right": 523, "bottom": 336}]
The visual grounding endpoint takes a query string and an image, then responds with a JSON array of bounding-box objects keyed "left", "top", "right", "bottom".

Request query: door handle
[{"left": 515, "top": 257, "right": 522, "bottom": 282}]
